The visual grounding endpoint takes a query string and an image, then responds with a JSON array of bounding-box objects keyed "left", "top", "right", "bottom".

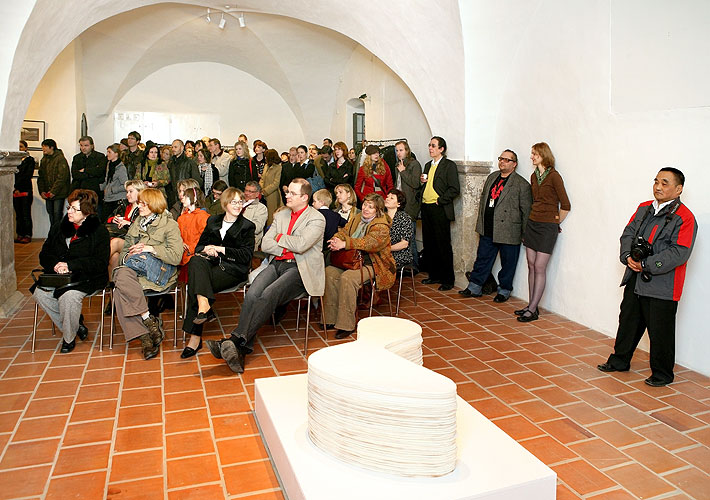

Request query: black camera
[{"left": 630, "top": 236, "right": 653, "bottom": 282}]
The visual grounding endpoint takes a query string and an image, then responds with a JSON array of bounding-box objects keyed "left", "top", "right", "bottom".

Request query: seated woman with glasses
[
  {"left": 180, "top": 188, "right": 255, "bottom": 358},
  {"left": 112, "top": 188, "right": 183, "bottom": 360},
  {"left": 32, "top": 190, "right": 110, "bottom": 353},
  {"left": 324, "top": 193, "right": 396, "bottom": 339}
]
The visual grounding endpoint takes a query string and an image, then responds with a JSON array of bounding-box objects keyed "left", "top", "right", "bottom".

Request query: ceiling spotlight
[
  {"left": 205, "top": 8, "right": 211, "bottom": 23},
  {"left": 219, "top": 13, "right": 226, "bottom": 29},
  {"left": 359, "top": 93, "right": 368, "bottom": 100},
  {"left": 238, "top": 12, "right": 246, "bottom": 28}
]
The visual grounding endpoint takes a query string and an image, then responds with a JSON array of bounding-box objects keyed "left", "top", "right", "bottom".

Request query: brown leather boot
[
  {"left": 142, "top": 315, "right": 165, "bottom": 347},
  {"left": 139, "top": 333, "right": 159, "bottom": 360}
]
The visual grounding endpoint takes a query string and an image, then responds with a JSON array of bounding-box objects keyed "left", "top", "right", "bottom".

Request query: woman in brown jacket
[
  {"left": 517, "top": 142, "right": 571, "bottom": 322},
  {"left": 325, "top": 193, "right": 396, "bottom": 339}
]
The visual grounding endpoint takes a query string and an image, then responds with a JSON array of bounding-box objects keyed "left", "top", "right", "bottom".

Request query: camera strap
[{"left": 633, "top": 198, "right": 681, "bottom": 241}]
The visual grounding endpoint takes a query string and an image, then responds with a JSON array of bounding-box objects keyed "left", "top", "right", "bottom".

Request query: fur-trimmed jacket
[
  {"left": 335, "top": 213, "right": 396, "bottom": 291},
  {"left": 34, "top": 214, "right": 110, "bottom": 296}
]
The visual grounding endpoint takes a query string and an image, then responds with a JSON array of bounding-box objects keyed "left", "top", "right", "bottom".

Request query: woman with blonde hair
[
  {"left": 107, "top": 179, "right": 146, "bottom": 275},
  {"left": 325, "top": 193, "right": 396, "bottom": 339},
  {"left": 228, "top": 140, "right": 256, "bottom": 191},
  {"left": 333, "top": 183, "right": 360, "bottom": 223},
  {"left": 112, "top": 188, "right": 183, "bottom": 359},
  {"left": 354, "top": 145, "right": 393, "bottom": 202}
]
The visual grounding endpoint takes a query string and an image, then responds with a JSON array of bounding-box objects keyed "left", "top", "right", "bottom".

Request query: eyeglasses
[
  {"left": 229, "top": 200, "right": 244, "bottom": 206},
  {"left": 137, "top": 201, "right": 148, "bottom": 207},
  {"left": 498, "top": 157, "right": 516, "bottom": 163},
  {"left": 212, "top": 191, "right": 222, "bottom": 196},
  {"left": 66, "top": 205, "right": 82, "bottom": 213}
]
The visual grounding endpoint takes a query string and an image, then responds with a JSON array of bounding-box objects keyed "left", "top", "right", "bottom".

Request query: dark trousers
[
  {"left": 607, "top": 273, "right": 678, "bottom": 383},
  {"left": 230, "top": 260, "right": 305, "bottom": 354},
  {"left": 183, "top": 256, "right": 246, "bottom": 336},
  {"left": 13, "top": 195, "right": 33, "bottom": 237},
  {"left": 103, "top": 200, "right": 120, "bottom": 223},
  {"left": 468, "top": 235, "right": 521, "bottom": 294},
  {"left": 421, "top": 202, "right": 454, "bottom": 285},
  {"left": 45, "top": 198, "right": 65, "bottom": 229}
]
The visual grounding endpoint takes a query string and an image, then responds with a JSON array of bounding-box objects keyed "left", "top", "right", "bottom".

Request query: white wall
[
  {"left": 461, "top": 0, "right": 710, "bottom": 375},
  {"left": 333, "top": 47, "right": 432, "bottom": 160},
  {"left": 110, "top": 62, "right": 305, "bottom": 151}
]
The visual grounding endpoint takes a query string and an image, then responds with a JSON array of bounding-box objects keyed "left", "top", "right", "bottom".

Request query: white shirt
[
  {"left": 211, "top": 150, "right": 231, "bottom": 183},
  {"left": 219, "top": 219, "right": 235, "bottom": 240},
  {"left": 652, "top": 199, "right": 674, "bottom": 215}
]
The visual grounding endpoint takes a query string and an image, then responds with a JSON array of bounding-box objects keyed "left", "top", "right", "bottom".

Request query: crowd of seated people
[{"left": 33, "top": 132, "right": 543, "bottom": 374}]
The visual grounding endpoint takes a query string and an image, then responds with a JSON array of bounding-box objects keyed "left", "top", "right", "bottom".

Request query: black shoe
[
  {"left": 335, "top": 329, "right": 354, "bottom": 339},
  {"left": 438, "top": 284, "right": 453, "bottom": 291},
  {"left": 205, "top": 339, "right": 225, "bottom": 359},
  {"left": 320, "top": 323, "right": 335, "bottom": 330},
  {"left": 221, "top": 340, "right": 245, "bottom": 374},
  {"left": 517, "top": 309, "right": 539, "bottom": 322},
  {"left": 60, "top": 339, "right": 75, "bottom": 353},
  {"left": 180, "top": 339, "right": 202, "bottom": 359},
  {"left": 193, "top": 309, "right": 216, "bottom": 325},
  {"left": 514, "top": 307, "right": 528, "bottom": 316},
  {"left": 76, "top": 314, "right": 88, "bottom": 341},
  {"left": 458, "top": 288, "right": 482, "bottom": 298},
  {"left": 644, "top": 377, "right": 671, "bottom": 387},
  {"left": 493, "top": 294, "right": 509, "bottom": 303},
  {"left": 597, "top": 362, "right": 629, "bottom": 373},
  {"left": 421, "top": 278, "right": 440, "bottom": 285}
]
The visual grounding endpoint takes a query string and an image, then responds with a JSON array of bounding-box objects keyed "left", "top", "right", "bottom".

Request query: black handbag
[{"left": 31, "top": 268, "right": 75, "bottom": 289}]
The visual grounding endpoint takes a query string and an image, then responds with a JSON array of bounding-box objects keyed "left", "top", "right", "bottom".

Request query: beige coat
[
  {"left": 262, "top": 206, "right": 326, "bottom": 297},
  {"left": 259, "top": 163, "right": 283, "bottom": 226},
  {"left": 118, "top": 211, "right": 184, "bottom": 291}
]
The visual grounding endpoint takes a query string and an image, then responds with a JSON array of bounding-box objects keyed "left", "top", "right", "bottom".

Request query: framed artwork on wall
[{"left": 21, "top": 120, "right": 46, "bottom": 151}]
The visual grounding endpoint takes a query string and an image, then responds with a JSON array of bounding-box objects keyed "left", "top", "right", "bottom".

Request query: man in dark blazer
[
  {"left": 419, "top": 136, "right": 460, "bottom": 290},
  {"left": 459, "top": 149, "right": 532, "bottom": 302}
]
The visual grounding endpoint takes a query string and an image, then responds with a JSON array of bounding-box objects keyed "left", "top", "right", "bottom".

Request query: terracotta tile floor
[{"left": 2, "top": 240, "right": 709, "bottom": 499}]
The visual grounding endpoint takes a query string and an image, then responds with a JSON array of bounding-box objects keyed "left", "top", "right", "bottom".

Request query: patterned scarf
[
  {"left": 139, "top": 212, "right": 158, "bottom": 232},
  {"left": 200, "top": 163, "right": 213, "bottom": 193}
]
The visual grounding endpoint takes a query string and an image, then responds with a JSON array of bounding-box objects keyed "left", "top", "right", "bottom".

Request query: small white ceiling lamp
[
  {"left": 238, "top": 12, "right": 246, "bottom": 28},
  {"left": 219, "top": 13, "right": 226, "bottom": 29},
  {"left": 205, "top": 8, "right": 211, "bottom": 23}
]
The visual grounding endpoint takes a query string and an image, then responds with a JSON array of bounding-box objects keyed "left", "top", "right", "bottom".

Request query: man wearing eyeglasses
[
  {"left": 207, "top": 178, "right": 326, "bottom": 373},
  {"left": 459, "top": 149, "right": 532, "bottom": 302}
]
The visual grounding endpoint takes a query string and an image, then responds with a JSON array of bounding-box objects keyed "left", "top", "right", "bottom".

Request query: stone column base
[
  {"left": 451, "top": 160, "right": 492, "bottom": 289},
  {"left": 0, "top": 150, "right": 26, "bottom": 318}
]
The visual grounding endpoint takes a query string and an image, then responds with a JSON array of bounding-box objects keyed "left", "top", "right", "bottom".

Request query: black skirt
[{"left": 523, "top": 220, "right": 559, "bottom": 254}]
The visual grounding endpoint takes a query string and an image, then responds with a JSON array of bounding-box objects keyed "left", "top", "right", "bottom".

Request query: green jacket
[
  {"left": 122, "top": 149, "right": 143, "bottom": 180},
  {"left": 118, "top": 211, "right": 184, "bottom": 292},
  {"left": 38, "top": 149, "right": 71, "bottom": 199}
]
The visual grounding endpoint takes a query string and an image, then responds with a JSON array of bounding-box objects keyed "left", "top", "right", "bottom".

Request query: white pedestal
[{"left": 255, "top": 374, "right": 556, "bottom": 500}]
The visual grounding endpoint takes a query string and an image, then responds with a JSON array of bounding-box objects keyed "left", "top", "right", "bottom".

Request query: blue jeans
[
  {"left": 124, "top": 252, "right": 176, "bottom": 287},
  {"left": 45, "top": 197, "right": 65, "bottom": 229},
  {"left": 467, "top": 235, "right": 521, "bottom": 297}
]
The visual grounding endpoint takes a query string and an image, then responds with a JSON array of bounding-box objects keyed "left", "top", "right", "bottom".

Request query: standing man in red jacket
[{"left": 598, "top": 168, "right": 697, "bottom": 387}]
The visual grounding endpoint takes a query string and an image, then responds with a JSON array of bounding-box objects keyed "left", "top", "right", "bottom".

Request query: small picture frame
[{"left": 21, "top": 120, "right": 46, "bottom": 151}]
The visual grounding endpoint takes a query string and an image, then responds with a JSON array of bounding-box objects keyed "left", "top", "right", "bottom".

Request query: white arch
[{"left": 1, "top": 0, "right": 464, "bottom": 155}]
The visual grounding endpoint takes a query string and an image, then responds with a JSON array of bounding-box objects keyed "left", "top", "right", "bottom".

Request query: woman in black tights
[{"left": 516, "top": 142, "right": 571, "bottom": 322}]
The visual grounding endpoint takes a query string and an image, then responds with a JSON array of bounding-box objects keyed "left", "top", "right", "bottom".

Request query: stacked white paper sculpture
[{"left": 307, "top": 317, "right": 457, "bottom": 477}]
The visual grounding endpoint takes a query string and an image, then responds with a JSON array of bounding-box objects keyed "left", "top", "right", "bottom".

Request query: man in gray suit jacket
[
  {"left": 207, "top": 178, "right": 326, "bottom": 373},
  {"left": 459, "top": 149, "right": 532, "bottom": 302}
]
